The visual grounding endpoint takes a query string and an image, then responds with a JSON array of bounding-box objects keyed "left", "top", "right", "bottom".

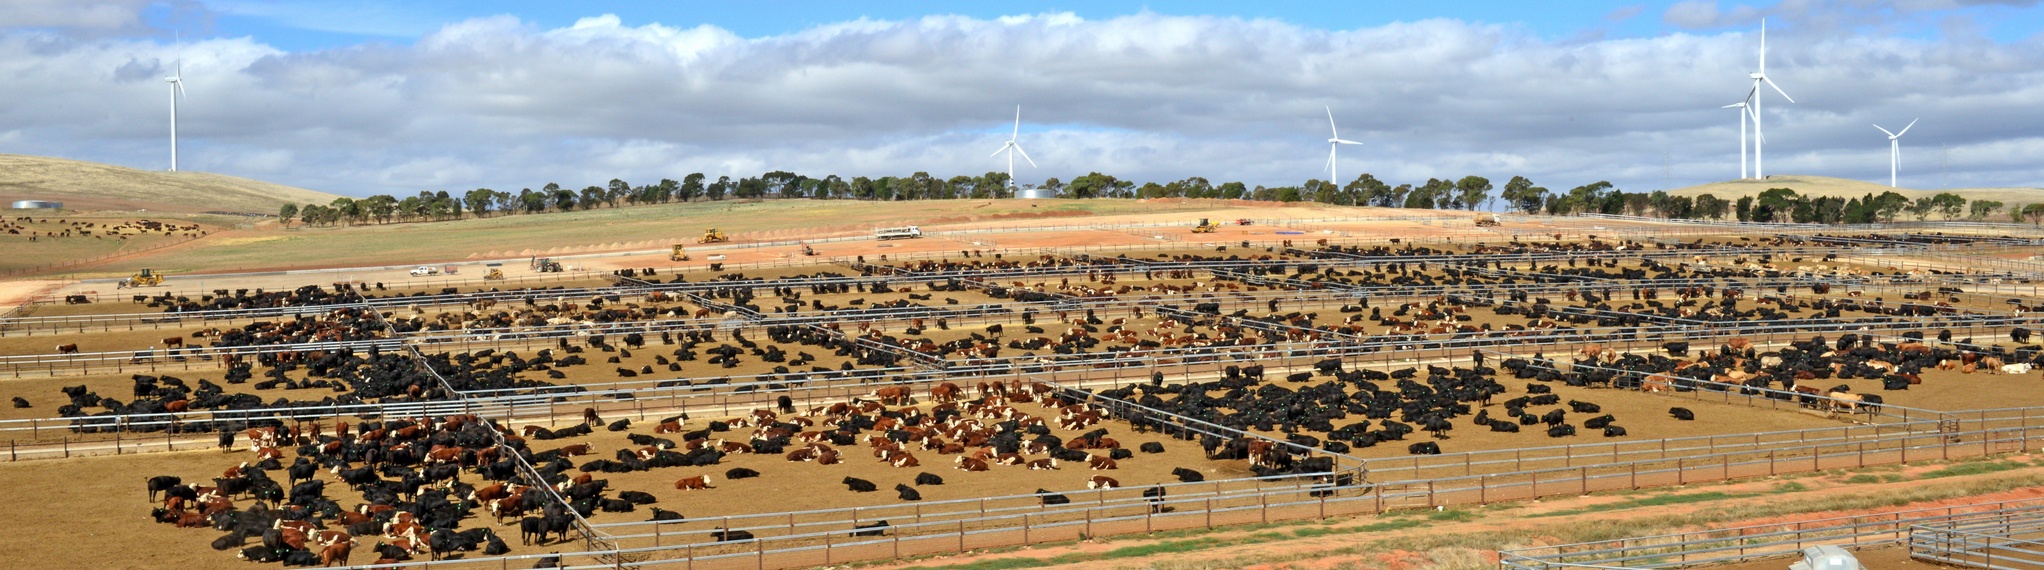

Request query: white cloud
[{"left": 1, "top": 6, "right": 2041, "bottom": 198}]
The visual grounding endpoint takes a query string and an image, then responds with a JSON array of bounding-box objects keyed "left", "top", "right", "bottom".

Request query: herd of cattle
[
  {"left": 139, "top": 377, "right": 1305, "bottom": 566},
  {"left": 4, "top": 216, "right": 206, "bottom": 242},
  {"left": 22, "top": 233, "right": 2035, "bottom": 567}
]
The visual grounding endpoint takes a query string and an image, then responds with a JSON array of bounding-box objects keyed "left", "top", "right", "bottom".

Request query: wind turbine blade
[
  {"left": 1325, "top": 145, "right": 1336, "bottom": 174},
  {"left": 1325, "top": 106, "right": 1338, "bottom": 139},
  {"left": 1334, "top": 139, "right": 1362, "bottom": 145},
  {"left": 1896, "top": 118, "right": 1918, "bottom": 137},
  {"left": 1722, "top": 102, "right": 1744, "bottom": 109},
  {"left": 175, "top": 81, "right": 185, "bottom": 99},
  {"left": 1015, "top": 145, "right": 1037, "bottom": 168},
  {"left": 991, "top": 145, "right": 1009, "bottom": 158},
  {"left": 1013, "top": 105, "right": 1021, "bottom": 139},
  {"left": 1874, "top": 124, "right": 1896, "bottom": 138},
  {"left": 1758, "top": 19, "right": 1767, "bottom": 75},
  {"left": 1765, "top": 78, "right": 1793, "bottom": 103}
]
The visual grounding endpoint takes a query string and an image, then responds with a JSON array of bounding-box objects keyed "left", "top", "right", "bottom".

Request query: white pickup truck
[
  {"left": 410, "top": 266, "right": 441, "bottom": 277},
  {"left": 875, "top": 226, "right": 923, "bottom": 240}
]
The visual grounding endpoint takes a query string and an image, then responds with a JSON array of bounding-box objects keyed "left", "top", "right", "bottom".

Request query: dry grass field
[
  {"left": 1668, "top": 174, "right": 2043, "bottom": 207},
  {"left": 0, "top": 154, "right": 340, "bottom": 214}
]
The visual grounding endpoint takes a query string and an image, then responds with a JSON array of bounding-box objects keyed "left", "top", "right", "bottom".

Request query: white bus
[{"left": 875, "top": 226, "right": 923, "bottom": 240}]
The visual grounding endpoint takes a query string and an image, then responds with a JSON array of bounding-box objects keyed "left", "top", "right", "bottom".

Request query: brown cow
[
  {"left": 673, "top": 475, "right": 714, "bottom": 490},
  {"left": 654, "top": 420, "right": 683, "bottom": 434},
  {"left": 557, "top": 443, "right": 592, "bottom": 456},
  {"left": 55, "top": 344, "right": 79, "bottom": 354},
  {"left": 1085, "top": 454, "right": 1118, "bottom": 470},
  {"left": 888, "top": 452, "right": 919, "bottom": 468},
  {"left": 1086, "top": 475, "right": 1120, "bottom": 489},
  {"left": 163, "top": 336, "right": 184, "bottom": 349},
  {"left": 320, "top": 540, "right": 353, "bottom": 567},
  {"left": 953, "top": 457, "right": 990, "bottom": 472}
]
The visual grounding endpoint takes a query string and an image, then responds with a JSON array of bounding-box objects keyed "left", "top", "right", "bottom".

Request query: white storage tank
[
  {"left": 10, "top": 200, "right": 62, "bottom": 209},
  {"left": 1015, "top": 188, "right": 1056, "bottom": 199}
]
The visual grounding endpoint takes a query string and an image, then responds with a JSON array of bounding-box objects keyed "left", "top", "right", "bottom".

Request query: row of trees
[{"left": 277, "top": 169, "right": 2037, "bottom": 228}]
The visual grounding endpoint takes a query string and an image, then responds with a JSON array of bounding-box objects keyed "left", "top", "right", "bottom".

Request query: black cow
[
  {"left": 851, "top": 521, "right": 891, "bottom": 537},
  {"left": 711, "top": 528, "right": 754, "bottom": 542},
  {"left": 1139, "top": 442, "right": 1165, "bottom": 453},
  {"left": 648, "top": 508, "right": 685, "bottom": 522},
  {"left": 1035, "top": 489, "right": 1070, "bottom": 505},
  {"left": 519, "top": 517, "right": 549, "bottom": 545},
  {"left": 1567, "top": 400, "right": 1601, "bottom": 414},
  {"left": 726, "top": 467, "right": 761, "bottom": 479},
  {"left": 1582, "top": 415, "right": 1616, "bottom": 430},
  {"left": 1603, "top": 425, "right": 1628, "bottom": 437},
  {"left": 146, "top": 475, "right": 182, "bottom": 502},
  {"left": 842, "top": 477, "right": 877, "bottom": 492},
  {"left": 914, "top": 472, "right": 944, "bottom": 485},
  {"left": 895, "top": 483, "right": 921, "bottom": 501},
  {"left": 619, "top": 491, "right": 658, "bottom": 504},
  {"left": 9, "top": 397, "right": 27, "bottom": 408},
  {"left": 1171, "top": 467, "right": 1205, "bottom": 483},
  {"left": 1547, "top": 424, "right": 1577, "bottom": 438},
  {"left": 1669, "top": 407, "right": 1696, "bottom": 421},
  {"left": 1407, "top": 442, "right": 1441, "bottom": 455}
]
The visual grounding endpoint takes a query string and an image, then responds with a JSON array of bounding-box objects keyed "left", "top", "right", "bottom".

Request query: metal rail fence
[
  {"left": 1911, "top": 508, "right": 2044, "bottom": 569},
  {"left": 1501, "top": 498, "right": 2044, "bottom": 569}
]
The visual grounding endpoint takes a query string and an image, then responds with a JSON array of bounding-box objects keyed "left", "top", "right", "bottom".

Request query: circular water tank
[
  {"left": 1015, "top": 188, "right": 1056, "bottom": 200},
  {"left": 10, "top": 200, "right": 62, "bottom": 210}
]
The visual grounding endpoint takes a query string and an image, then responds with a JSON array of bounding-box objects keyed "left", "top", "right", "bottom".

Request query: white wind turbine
[
  {"left": 1747, "top": 19, "right": 1792, "bottom": 179},
  {"left": 1874, "top": 118, "right": 1918, "bottom": 188},
  {"left": 989, "top": 105, "right": 1036, "bottom": 190},
  {"left": 1722, "top": 98, "right": 1752, "bottom": 179},
  {"left": 1323, "top": 106, "right": 1362, "bottom": 184},
  {"left": 164, "top": 35, "right": 187, "bottom": 172}
]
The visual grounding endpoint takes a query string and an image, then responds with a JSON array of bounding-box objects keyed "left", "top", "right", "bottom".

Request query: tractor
[
  {"left": 698, "top": 229, "right": 729, "bottom": 244},
  {"left": 670, "top": 244, "right": 691, "bottom": 261},
  {"left": 532, "top": 257, "right": 564, "bottom": 273},
  {"left": 125, "top": 269, "right": 164, "bottom": 287},
  {"left": 1192, "top": 218, "right": 1220, "bottom": 233},
  {"left": 799, "top": 242, "right": 817, "bottom": 256}
]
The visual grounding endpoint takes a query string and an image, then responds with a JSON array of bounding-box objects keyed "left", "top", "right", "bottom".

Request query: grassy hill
[
  {"left": 0, "top": 154, "right": 341, "bottom": 214},
  {"left": 1668, "top": 175, "right": 2040, "bottom": 204}
]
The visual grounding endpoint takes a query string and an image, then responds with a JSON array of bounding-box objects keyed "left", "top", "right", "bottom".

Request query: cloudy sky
[{"left": 3, "top": 0, "right": 2042, "bottom": 197}]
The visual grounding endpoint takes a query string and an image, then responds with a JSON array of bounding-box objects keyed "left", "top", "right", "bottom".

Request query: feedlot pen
[{"left": 13, "top": 228, "right": 2044, "bottom": 569}]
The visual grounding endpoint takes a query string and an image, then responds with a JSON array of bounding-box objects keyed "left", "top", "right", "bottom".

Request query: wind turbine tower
[
  {"left": 1323, "top": 107, "right": 1361, "bottom": 184},
  {"left": 164, "top": 38, "right": 187, "bottom": 172},
  {"left": 1747, "top": 19, "right": 1792, "bottom": 179},
  {"left": 1723, "top": 98, "right": 1752, "bottom": 179},
  {"left": 1874, "top": 119, "right": 1917, "bottom": 188}
]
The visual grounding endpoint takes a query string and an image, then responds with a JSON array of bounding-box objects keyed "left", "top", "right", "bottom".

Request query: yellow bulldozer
[
  {"left": 126, "top": 268, "right": 164, "bottom": 287},
  {"left": 1192, "top": 218, "right": 1220, "bottom": 233},
  {"left": 483, "top": 268, "right": 505, "bottom": 280},
  {"left": 698, "top": 229, "right": 729, "bottom": 244},
  {"left": 670, "top": 244, "right": 691, "bottom": 261}
]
